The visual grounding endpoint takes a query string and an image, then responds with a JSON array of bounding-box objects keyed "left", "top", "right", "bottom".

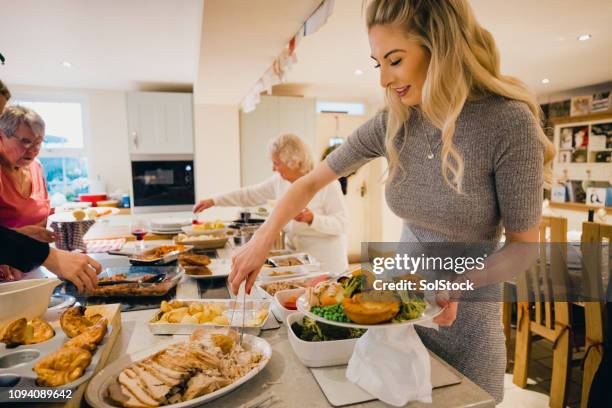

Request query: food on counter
[
  {"left": 153, "top": 301, "right": 268, "bottom": 327},
  {"left": 193, "top": 220, "right": 225, "bottom": 231},
  {"left": 176, "top": 233, "right": 225, "bottom": 243},
  {"left": 271, "top": 256, "right": 303, "bottom": 267},
  {"left": 34, "top": 315, "right": 109, "bottom": 387},
  {"left": 291, "top": 316, "right": 365, "bottom": 342},
  {"left": 107, "top": 329, "right": 263, "bottom": 407},
  {"left": 179, "top": 253, "right": 213, "bottom": 276},
  {"left": 0, "top": 317, "right": 55, "bottom": 347},
  {"left": 60, "top": 306, "right": 104, "bottom": 338},
  {"left": 64, "top": 319, "right": 108, "bottom": 351},
  {"left": 268, "top": 270, "right": 299, "bottom": 277},
  {"left": 156, "top": 301, "right": 229, "bottom": 325},
  {"left": 72, "top": 209, "right": 86, "bottom": 221},
  {"left": 282, "top": 294, "right": 299, "bottom": 310},
  {"left": 259, "top": 274, "right": 329, "bottom": 296},
  {"left": 393, "top": 295, "right": 427, "bottom": 322},
  {"left": 178, "top": 253, "right": 211, "bottom": 266},
  {"left": 34, "top": 347, "right": 92, "bottom": 387},
  {"left": 135, "top": 245, "right": 188, "bottom": 261}
]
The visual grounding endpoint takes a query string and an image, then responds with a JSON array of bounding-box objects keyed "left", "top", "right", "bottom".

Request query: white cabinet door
[
  {"left": 240, "top": 96, "right": 316, "bottom": 186},
  {"left": 127, "top": 92, "right": 194, "bottom": 154}
]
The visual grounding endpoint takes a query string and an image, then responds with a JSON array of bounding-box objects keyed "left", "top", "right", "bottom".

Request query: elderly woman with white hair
[{"left": 194, "top": 133, "right": 349, "bottom": 274}]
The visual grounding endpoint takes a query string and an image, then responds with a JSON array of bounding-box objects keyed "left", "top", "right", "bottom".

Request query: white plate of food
[
  {"left": 295, "top": 270, "right": 442, "bottom": 330},
  {"left": 48, "top": 207, "right": 119, "bottom": 223},
  {"left": 175, "top": 233, "right": 229, "bottom": 249},
  {"left": 85, "top": 329, "right": 272, "bottom": 408}
]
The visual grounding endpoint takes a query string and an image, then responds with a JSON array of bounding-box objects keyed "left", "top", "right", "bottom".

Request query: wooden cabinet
[
  {"left": 239, "top": 96, "right": 316, "bottom": 186},
  {"left": 127, "top": 92, "right": 194, "bottom": 154}
]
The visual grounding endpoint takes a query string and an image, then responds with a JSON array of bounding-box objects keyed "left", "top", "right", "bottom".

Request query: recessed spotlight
[
  {"left": 541, "top": 78, "right": 550, "bottom": 84},
  {"left": 354, "top": 69, "right": 364, "bottom": 76},
  {"left": 61, "top": 61, "right": 72, "bottom": 68},
  {"left": 577, "top": 34, "right": 592, "bottom": 41}
]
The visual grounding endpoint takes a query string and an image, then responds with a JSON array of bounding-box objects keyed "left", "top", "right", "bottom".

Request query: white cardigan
[{"left": 213, "top": 174, "right": 349, "bottom": 274}]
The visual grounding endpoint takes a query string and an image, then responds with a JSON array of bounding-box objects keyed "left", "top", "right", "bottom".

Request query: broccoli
[
  {"left": 297, "top": 316, "right": 366, "bottom": 341},
  {"left": 343, "top": 275, "right": 363, "bottom": 298},
  {"left": 393, "top": 295, "right": 427, "bottom": 322}
]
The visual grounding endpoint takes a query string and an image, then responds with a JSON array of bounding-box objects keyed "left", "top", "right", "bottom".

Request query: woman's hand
[
  {"left": 229, "top": 229, "right": 275, "bottom": 295},
  {"left": 294, "top": 208, "right": 314, "bottom": 225},
  {"left": 0, "top": 265, "right": 23, "bottom": 281},
  {"left": 15, "top": 225, "right": 57, "bottom": 243},
  {"left": 42, "top": 248, "right": 102, "bottom": 293},
  {"left": 193, "top": 199, "right": 215, "bottom": 213},
  {"left": 433, "top": 289, "right": 458, "bottom": 326}
]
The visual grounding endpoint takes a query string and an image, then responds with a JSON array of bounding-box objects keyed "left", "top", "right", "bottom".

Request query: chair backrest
[
  {"left": 516, "top": 216, "right": 570, "bottom": 331},
  {"left": 580, "top": 222, "right": 611, "bottom": 302}
]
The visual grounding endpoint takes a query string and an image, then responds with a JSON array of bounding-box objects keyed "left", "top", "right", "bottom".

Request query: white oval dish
[{"left": 85, "top": 335, "right": 271, "bottom": 408}]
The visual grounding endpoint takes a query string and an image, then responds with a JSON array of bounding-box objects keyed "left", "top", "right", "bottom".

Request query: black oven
[{"left": 131, "top": 155, "right": 195, "bottom": 213}]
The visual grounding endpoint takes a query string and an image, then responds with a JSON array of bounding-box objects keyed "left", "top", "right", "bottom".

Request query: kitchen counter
[{"left": 93, "top": 244, "right": 495, "bottom": 408}]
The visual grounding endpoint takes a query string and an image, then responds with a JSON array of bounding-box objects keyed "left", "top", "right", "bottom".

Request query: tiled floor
[{"left": 503, "top": 334, "right": 585, "bottom": 408}]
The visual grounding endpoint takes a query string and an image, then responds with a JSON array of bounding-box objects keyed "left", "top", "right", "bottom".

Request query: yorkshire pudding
[
  {"left": 28, "top": 318, "right": 55, "bottom": 344},
  {"left": 342, "top": 292, "right": 400, "bottom": 325},
  {"left": 34, "top": 347, "right": 92, "bottom": 387},
  {"left": 64, "top": 318, "right": 108, "bottom": 351},
  {"left": 60, "top": 306, "right": 103, "bottom": 338},
  {"left": 0, "top": 318, "right": 30, "bottom": 347}
]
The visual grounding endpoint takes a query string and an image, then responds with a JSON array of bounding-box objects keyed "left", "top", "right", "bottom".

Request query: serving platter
[
  {"left": 257, "top": 265, "right": 310, "bottom": 281},
  {"left": 296, "top": 294, "right": 442, "bottom": 330},
  {"left": 85, "top": 335, "right": 272, "bottom": 408}
]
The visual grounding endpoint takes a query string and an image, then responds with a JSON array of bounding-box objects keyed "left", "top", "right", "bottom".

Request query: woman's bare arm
[{"left": 229, "top": 161, "right": 339, "bottom": 294}]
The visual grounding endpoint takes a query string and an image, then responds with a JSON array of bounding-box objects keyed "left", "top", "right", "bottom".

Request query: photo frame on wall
[
  {"left": 570, "top": 95, "right": 592, "bottom": 116},
  {"left": 591, "top": 91, "right": 611, "bottom": 113}
]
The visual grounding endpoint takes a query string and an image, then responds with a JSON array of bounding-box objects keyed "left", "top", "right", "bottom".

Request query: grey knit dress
[{"left": 326, "top": 95, "right": 544, "bottom": 404}]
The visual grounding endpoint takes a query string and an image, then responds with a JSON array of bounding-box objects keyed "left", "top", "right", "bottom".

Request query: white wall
[
  {"left": 9, "top": 84, "right": 131, "bottom": 195},
  {"left": 192, "top": 103, "right": 242, "bottom": 220}
]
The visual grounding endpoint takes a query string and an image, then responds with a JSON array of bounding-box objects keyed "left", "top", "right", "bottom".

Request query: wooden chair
[
  {"left": 579, "top": 221, "right": 610, "bottom": 408},
  {"left": 513, "top": 216, "right": 572, "bottom": 408}
]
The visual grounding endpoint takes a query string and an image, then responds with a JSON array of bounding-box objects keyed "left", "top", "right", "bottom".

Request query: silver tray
[
  {"left": 148, "top": 299, "right": 271, "bottom": 336},
  {"left": 0, "top": 321, "right": 113, "bottom": 394}
]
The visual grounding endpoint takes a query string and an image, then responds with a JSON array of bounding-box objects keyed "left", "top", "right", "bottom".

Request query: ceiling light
[
  {"left": 61, "top": 61, "right": 72, "bottom": 68},
  {"left": 541, "top": 78, "right": 550, "bottom": 84},
  {"left": 577, "top": 34, "right": 592, "bottom": 41},
  {"left": 354, "top": 69, "right": 364, "bottom": 76}
]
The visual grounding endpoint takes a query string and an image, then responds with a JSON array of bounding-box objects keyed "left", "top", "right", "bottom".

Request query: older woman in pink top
[{"left": 0, "top": 105, "right": 55, "bottom": 280}]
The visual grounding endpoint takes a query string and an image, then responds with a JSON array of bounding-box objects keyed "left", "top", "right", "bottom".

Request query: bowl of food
[
  {"left": 0, "top": 279, "right": 61, "bottom": 328},
  {"left": 286, "top": 312, "right": 365, "bottom": 367},
  {"left": 272, "top": 288, "right": 305, "bottom": 323}
]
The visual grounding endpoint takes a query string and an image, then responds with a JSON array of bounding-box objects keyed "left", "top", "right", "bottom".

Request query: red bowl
[{"left": 79, "top": 193, "right": 108, "bottom": 207}]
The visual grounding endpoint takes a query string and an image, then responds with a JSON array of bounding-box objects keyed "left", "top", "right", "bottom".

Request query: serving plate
[
  {"left": 128, "top": 245, "right": 194, "bottom": 265},
  {"left": 85, "top": 335, "right": 272, "bottom": 408},
  {"left": 296, "top": 294, "right": 442, "bottom": 330},
  {"left": 174, "top": 235, "right": 228, "bottom": 249}
]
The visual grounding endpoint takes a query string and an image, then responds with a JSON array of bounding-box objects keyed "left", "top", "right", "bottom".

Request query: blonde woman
[
  {"left": 229, "top": 0, "right": 554, "bottom": 402},
  {"left": 194, "top": 133, "right": 349, "bottom": 274}
]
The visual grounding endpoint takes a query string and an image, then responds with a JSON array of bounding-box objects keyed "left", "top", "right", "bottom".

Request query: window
[{"left": 11, "top": 96, "right": 90, "bottom": 203}]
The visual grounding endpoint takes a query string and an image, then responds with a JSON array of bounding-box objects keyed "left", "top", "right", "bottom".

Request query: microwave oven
[{"left": 130, "top": 154, "right": 195, "bottom": 213}]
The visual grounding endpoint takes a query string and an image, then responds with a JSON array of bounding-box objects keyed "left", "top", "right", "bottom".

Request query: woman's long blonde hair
[{"left": 366, "top": 0, "right": 555, "bottom": 192}]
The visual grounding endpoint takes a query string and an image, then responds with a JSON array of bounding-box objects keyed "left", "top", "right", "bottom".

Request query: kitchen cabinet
[
  {"left": 240, "top": 96, "right": 316, "bottom": 186},
  {"left": 127, "top": 92, "right": 194, "bottom": 154}
]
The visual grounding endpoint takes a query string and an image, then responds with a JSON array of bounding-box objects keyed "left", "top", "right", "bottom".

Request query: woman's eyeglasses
[{"left": 7, "top": 133, "right": 43, "bottom": 150}]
